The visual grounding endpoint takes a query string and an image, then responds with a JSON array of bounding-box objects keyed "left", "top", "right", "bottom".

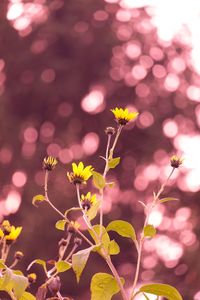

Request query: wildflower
[
  {"left": 105, "top": 127, "right": 116, "bottom": 136},
  {"left": 67, "top": 162, "right": 93, "bottom": 185},
  {"left": 81, "top": 192, "right": 97, "bottom": 211},
  {"left": 170, "top": 155, "right": 183, "bottom": 168},
  {"left": 111, "top": 107, "right": 139, "bottom": 125},
  {"left": 5, "top": 226, "right": 22, "bottom": 244},
  {"left": 43, "top": 156, "right": 58, "bottom": 171}
]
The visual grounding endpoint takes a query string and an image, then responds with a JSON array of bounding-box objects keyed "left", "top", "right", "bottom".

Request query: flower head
[
  {"left": 67, "top": 162, "right": 93, "bottom": 185},
  {"left": 105, "top": 127, "right": 116, "bottom": 136},
  {"left": 81, "top": 192, "right": 97, "bottom": 210},
  {"left": 1, "top": 220, "right": 11, "bottom": 235},
  {"left": 5, "top": 226, "right": 22, "bottom": 244},
  {"left": 170, "top": 155, "right": 183, "bottom": 168},
  {"left": 111, "top": 107, "right": 139, "bottom": 125},
  {"left": 43, "top": 156, "right": 58, "bottom": 171}
]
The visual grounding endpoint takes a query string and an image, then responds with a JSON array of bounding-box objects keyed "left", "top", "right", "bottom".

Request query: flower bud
[
  {"left": 170, "top": 155, "right": 183, "bottom": 168},
  {"left": 43, "top": 156, "right": 58, "bottom": 171},
  {"left": 66, "top": 223, "right": 75, "bottom": 235},
  {"left": 58, "top": 238, "right": 68, "bottom": 247},
  {"left": 27, "top": 273, "right": 37, "bottom": 284},
  {"left": 74, "top": 237, "right": 82, "bottom": 246},
  {"left": 105, "top": 127, "right": 115, "bottom": 136},
  {"left": 14, "top": 251, "right": 24, "bottom": 260}
]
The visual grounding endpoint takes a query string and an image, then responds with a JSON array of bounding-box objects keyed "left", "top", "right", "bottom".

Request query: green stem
[
  {"left": 44, "top": 171, "right": 94, "bottom": 247},
  {"left": 130, "top": 167, "right": 176, "bottom": 299},
  {"left": 106, "top": 256, "right": 128, "bottom": 300}
]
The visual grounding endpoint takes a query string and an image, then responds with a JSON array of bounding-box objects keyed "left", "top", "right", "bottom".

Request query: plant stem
[
  {"left": 100, "top": 126, "right": 123, "bottom": 237},
  {"left": 76, "top": 184, "right": 92, "bottom": 229},
  {"left": 44, "top": 171, "right": 94, "bottom": 247},
  {"left": 64, "top": 244, "right": 78, "bottom": 261},
  {"left": 130, "top": 167, "right": 176, "bottom": 299},
  {"left": 106, "top": 256, "right": 128, "bottom": 300}
]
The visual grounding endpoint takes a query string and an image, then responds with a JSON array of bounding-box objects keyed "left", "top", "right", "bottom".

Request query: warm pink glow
[
  {"left": 59, "top": 148, "right": 73, "bottom": 164},
  {"left": 12, "top": 171, "right": 27, "bottom": 188},
  {"left": 57, "top": 103, "right": 73, "bottom": 118},
  {"left": 5, "top": 191, "right": 21, "bottom": 214},
  {"left": 131, "top": 65, "right": 147, "bottom": 80},
  {"left": 187, "top": 85, "right": 200, "bottom": 102},
  {"left": 163, "top": 119, "right": 178, "bottom": 138},
  {"left": 125, "top": 41, "right": 141, "bottom": 59},
  {"left": 143, "top": 164, "right": 159, "bottom": 181},
  {"left": 81, "top": 88, "right": 105, "bottom": 114},
  {"left": 47, "top": 143, "right": 61, "bottom": 157},
  {"left": 135, "top": 83, "right": 150, "bottom": 98},
  {"left": 149, "top": 47, "right": 164, "bottom": 61},
  {"left": 164, "top": 73, "right": 180, "bottom": 92},
  {"left": 21, "top": 142, "right": 36, "bottom": 158},
  {"left": 148, "top": 209, "right": 163, "bottom": 227},
  {"left": 40, "top": 122, "right": 55, "bottom": 141},
  {"left": 0, "top": 147, "right": 13, "bottom": 164},
  {"left": 7, "top": 3, "right": 24, "bottom": 20},
  {"left": 152, "top": 64, "right": 166, "bottom": 78},
  {"left": 24, "top": 127, "right": 38, "bottom": 143},
  {"left": 41, "top": 68, "right": 56, "bottom": 83},
  {"left": 194, "top": 291, "right": 200, "bottom": 300},
  {"left": 82, "top": 132, "right": 99, "bottom": 156},
  {"left": 70, "top": 144, "right": 84, "bottom": 159}
]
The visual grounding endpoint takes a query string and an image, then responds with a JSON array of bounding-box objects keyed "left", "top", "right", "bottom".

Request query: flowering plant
[{"left": 0, "top": 108, "right": 183, "bottom": 300}]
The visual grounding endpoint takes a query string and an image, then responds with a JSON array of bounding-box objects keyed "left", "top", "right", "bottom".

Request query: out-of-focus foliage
[{"left": 0, "top": 0, "right": 200, "bottom": 299}]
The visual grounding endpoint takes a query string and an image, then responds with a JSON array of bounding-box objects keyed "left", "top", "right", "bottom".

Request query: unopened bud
[
  {"left": 27, "top": 273, "right": 37, "bottom": 284},
  {"left": 66, "top": 223, "right": 75, "bottom": 235},
  {"left": 48, "top": 276, "right": 61, "bottom": 296},
  {"left": 105, "top": 127, "right": 115, "bottom": 136},
  {"left": 58, "top": 238, "right": 68, "bottom": 247},
  {"left": 74, "top": 237, "right": 82, "bottom": 246},
  {"left": 14, "top": 251, "right": 24, "bottom": 260}
]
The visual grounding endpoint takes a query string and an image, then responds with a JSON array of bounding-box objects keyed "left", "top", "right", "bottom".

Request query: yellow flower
[
  {"left": 81, "top": 192, "right": 97, "bottom": 210},
  {"left": 43, "top": 156, "right": 58, "bottom": 171},
  {"left": 5, "top": 226, "right": 22, "bottom": 242},
  {"left": 0, "top": 229, "right": 4, "bottom": 238},
  {"left": 170, "top": 155, "right": 183, "bottom": 168},
  {"left": 67, "top": 162, "right": 93, "bottom": 185},
  {"left": 111, "top": 107, "right": 139, "bottom": 125},
  {"left": 27, "top": 273, "right": 37, "bottom": 283}
]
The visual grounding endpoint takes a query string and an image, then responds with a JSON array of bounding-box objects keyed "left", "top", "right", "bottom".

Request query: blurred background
[{"left": 0, "top": 0, "right": 200, "bottom": 299}]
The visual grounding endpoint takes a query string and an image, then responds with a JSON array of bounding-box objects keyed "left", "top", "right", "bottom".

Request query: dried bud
[
  {"left": 48, "top": 276, "right": 61, "bottom": 296},
  {"left": 105, "top": 127, "right": 115, "bottom": 136},
  {"left": 58, "top": 238, "right": 68, "bottom": 247},
  {"left": 1, "top": 220, "right": 11, "bottom": 235},
  {"left": 27, "top": 273, "right": 37, "bottom": 284},
  {"left": 81, "top": 200, "right": 91, "bottom": 211},
  {"left": 74, "top": 237, "right": 82, "bottom": 246},
  {"left": 14, "top": 251, "right": 24, "bottom": 260},
  {"left": 170, "top": 155, "right": 183, "bottom": 168},
  {"left": 43, "top": 156, "right": 58, "bottom": 171}
]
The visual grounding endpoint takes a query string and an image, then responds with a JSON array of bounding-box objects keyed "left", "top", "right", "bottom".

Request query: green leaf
[
  {"left": 86, "top": 199, "right": 101, "bottom": 221},
  {"left": 106, "top": 220, "right": 136, "bottom": 241},
  {"left": 32, "top": 194, "right": 46, "bottom": 207},
  {"left": 108, "top": 240, "right": 120, "bottom": 255},
  {"left": 27, "top": 259, "right": 47, "bottom": 274},
  {"left": 19, "top": 292, "right": 36, "bottom": 300},
  {"left": 0, "top": 259, "right": 6, "bottom": 269},
  {"left": 92, "top": 171, "right": 106, "bottom": 190},
  {"left": 90, "top": 273, "right": 124, "bottom": 300},
  {"left": 139, "top": 283, "right": 183, "bottom": 300},
  {"left": 108, "top": 157, "right": 120, "bottom": 169},
  {"left": 72, "top": 246, "right": 94, "bottom": 282},
  {"left": 143, "top": 225, "right": 156, "bottom": 238},
  {"left": 1, "top": 269, "right": 29, "bottom": 299},
  {"left": 10, "top": 273, "right": 29, "bottom": 299},
  {"left": 55, "top": 220, "right": 68, "bottom": 231},
  {"left": 55, "top": 261, "right": 71, "bottom": 273},
  {"left": 159, "top": 197, "right": 179, "bottom": 203},
  {"left": 89, "top": 225, "right": 110, "bottom": 254}
]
